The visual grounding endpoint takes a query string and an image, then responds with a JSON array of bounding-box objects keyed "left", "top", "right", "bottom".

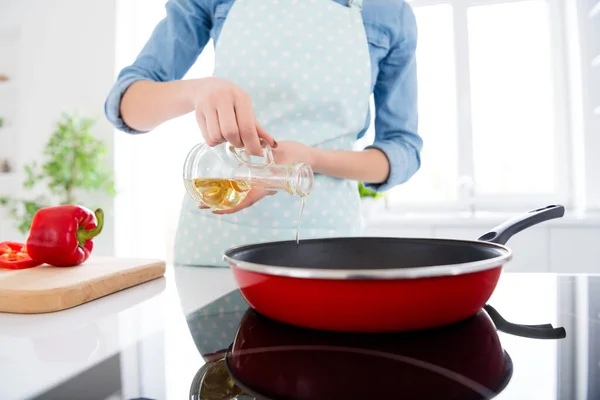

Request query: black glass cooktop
[
  {"left": 186, "top": 291, "right": 565, "bottom": 400},
  {"left": 31, "top": 274, "right": 600, "bottom": 400}
]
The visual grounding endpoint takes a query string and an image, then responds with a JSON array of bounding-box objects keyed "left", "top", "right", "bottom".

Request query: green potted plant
[
  {"left": 0, "top": 112, "right": 116, "bottom": 235},
  {"left": 358, "top": 181, "right": 385, "bottom": 217}
]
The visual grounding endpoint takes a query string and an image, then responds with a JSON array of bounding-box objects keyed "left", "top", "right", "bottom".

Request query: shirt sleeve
[
  {"left": 104, "top": 0, "right": 213, "bottom": 134},
  {"left": 364, "top": 2, "right": 423, "bottom": 192}
]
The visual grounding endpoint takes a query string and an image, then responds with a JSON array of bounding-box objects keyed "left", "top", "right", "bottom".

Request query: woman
[{"left": 105, "top": 0, "right": 423, "bottom": 267}]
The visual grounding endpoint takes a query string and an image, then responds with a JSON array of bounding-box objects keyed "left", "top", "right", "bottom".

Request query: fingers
[
  {"left": 203, "top": 108, "right": 223, "bottom": 147},
  {"left": 256, "top": 121, "right": 276, "bottom": 148},
  {"left": 211, "top": 190, "right": 276, "bottom": 215},
  {"left": 196, "top": 190, "right": 275, "bottom": 213},
  {"left": 217, "top": 105, "right": 243, "bottom": 148},
  {"left": 194, "top": 79, "right": 277, "bottom": 153},
  {"left": 195, "top": 109, "right": 210, "bottom": 145},
  {"left": 235, "top": 95, "right": 262, "bottom": 156}
]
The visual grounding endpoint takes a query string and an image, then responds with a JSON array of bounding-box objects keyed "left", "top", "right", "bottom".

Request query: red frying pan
[{"left": 223, "top": 205, "right": 564, "bottom": 333}]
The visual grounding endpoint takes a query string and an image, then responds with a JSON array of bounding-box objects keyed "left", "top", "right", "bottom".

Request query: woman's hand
[
  {"left": 193, "top": 77, "right": 275, "bottom": 156},
  {"left": 204, "top": 189, "right": 277, "bottom": 215},
  {"left": 200, "top": 141, "right": 317, "bottom": 215}
]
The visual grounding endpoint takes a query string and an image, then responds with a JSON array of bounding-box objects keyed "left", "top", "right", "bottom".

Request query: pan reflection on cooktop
[{"left": 187, "top": 290, "right": 566, "bottom": 400}]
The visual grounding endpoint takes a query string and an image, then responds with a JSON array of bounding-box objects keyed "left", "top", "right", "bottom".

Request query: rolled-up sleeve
[
  {"left": 104, "top": 0, "right": 212, "bottom": 134},
  {"left": 365, "top": 2, "right": 423, "bottom": 192}
]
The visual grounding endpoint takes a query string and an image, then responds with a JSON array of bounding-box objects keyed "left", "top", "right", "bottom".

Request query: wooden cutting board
[{"left": 0, "top": 256, "right": 166, "bottom": 314}]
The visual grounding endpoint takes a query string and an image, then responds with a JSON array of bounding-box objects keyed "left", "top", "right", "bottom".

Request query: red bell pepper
[
  {"left": 26, "top": 205, "right": 104, "bottom": 267},
  {"left": 0, "top": 241, "right": 43, "bottom": 270}
]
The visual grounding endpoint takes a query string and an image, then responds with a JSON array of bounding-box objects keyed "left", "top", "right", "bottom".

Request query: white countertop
[{"left": 0, "top": 265, "right": 238, "bottom": 400}]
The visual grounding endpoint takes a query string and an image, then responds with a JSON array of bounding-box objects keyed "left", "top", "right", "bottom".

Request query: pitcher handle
[{"left": 229, "top": 138, "right": 275, "bottom": 167}]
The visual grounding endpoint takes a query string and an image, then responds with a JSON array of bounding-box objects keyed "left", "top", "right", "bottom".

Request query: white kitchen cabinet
[
  {"left": 433, "top": 227, "right": 550, "bottom": 273},
  {"left": 550, "top": 228, "right": 600, "bottom": 273}
]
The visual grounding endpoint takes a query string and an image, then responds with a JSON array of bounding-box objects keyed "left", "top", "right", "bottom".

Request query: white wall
[{"left": 0, "top": 0, "right": 117, "bottom": 255}]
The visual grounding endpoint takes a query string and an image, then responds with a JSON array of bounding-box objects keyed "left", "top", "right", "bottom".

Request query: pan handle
[
  {"left": 484, "top": 305, "right": 566, "bottom": 340},
  {"left": 477, "top": 205, "right": 565, "bottom": 245}
]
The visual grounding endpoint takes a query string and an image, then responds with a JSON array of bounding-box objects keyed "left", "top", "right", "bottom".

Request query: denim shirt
[{"left": 104, "top": 0, "right": 422, "bottom": 192}]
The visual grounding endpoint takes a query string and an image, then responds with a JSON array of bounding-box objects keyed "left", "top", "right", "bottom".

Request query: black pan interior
[{"left": 226, "top": 237, "right": 507, "bottom": 270}]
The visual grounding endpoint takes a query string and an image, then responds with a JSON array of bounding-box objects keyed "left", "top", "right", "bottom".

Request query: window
[{"left": 386, "top": 0, "right": 571, "bottom": 212}]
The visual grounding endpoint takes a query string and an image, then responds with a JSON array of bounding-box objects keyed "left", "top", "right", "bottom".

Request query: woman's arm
[
  {"left": 105, "top": 0, "right": 274, "bottom": 154},
  {"left": 104, "top": 0, "right": 212, "bottom": 134},
  {"left": 310, "top": 2, "right": 423, "bottom": 189},
  {"left": 120, "top": 79, "right": 200, "bottom": 132},
  {"left": 311, "top": 148, "right": 390, "bottom": 184}
]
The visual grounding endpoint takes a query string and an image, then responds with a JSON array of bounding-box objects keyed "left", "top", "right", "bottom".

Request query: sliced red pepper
[
  {"left": 26, "top": 205, "right": 104, "bottom": 267},
  {"left": 0, "top": 241, "right": 43, "bottom": 270}
]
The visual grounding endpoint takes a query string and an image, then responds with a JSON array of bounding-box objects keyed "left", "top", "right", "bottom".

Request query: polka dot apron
[{"left": 174, "top": 0, "right": 371, "bottom": 267}]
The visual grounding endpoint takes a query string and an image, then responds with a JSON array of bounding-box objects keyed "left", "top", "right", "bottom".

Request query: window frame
[
  {"left": 573, "top": 0, "right": 600, "bottom": 211},
  {"left": 385, "top": 0, "right": 574, "bottom": 213}
]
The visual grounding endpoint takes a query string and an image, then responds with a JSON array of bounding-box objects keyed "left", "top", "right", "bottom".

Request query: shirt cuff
[
  {"left": 363, "top": 140, "right": 412, "bottom": 193},
  {"left": 104, "top": 75, "right": 149, "bottom": 135}
]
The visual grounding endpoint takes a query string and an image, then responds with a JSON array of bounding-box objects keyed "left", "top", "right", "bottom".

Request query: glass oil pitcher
[{"left": 183, "top": 139, "right": 314, "bottom": 210}]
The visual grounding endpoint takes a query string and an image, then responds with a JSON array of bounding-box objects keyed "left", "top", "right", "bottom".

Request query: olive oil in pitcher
[
  {"left": 183, "top": 139, "right": 314, "bottom": 242},
  {"left": 185, "top": 178, "right": 251, "bottom": 210}
]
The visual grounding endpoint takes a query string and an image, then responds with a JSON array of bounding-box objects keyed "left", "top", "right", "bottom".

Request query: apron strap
[{"left": 348, "top": 0, "right": 362, "bottom": 9}]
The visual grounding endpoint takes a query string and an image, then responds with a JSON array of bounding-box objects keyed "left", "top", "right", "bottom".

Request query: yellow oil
[
  {"left": 185, "top": 177, "right": 309, "bottom": 246},
  {"left": 185, "top": 178, "right": 250, "bottom": 210}
]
